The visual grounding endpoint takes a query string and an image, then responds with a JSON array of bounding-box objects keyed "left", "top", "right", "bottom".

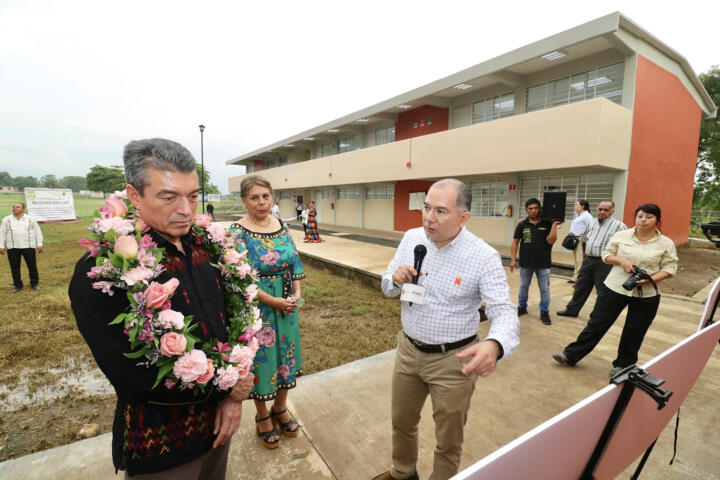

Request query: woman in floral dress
[
  {"left": 234, "top": 175, "right": 305, "bottom": 449},
  {"left": 304, "top": 200, "right": 322, "bottom": 243}
]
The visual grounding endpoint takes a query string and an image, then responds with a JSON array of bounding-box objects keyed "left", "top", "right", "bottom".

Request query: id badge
[{"left": 401, "top": 283, "right": 426, "bottom": 305}]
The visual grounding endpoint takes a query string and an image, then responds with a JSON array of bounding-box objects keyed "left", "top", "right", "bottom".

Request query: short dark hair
[
  {"left": 123, "top": 138, "right": 197, "bottom": 195},
  {"left": 634, "top": 203, "right": 661, "bottom": 225},
  {"left": 577, "top": 199, "right": 590, "bottom": 211},
  {"left": 525, "top": 197, "right": 541, "bottom": 209}
]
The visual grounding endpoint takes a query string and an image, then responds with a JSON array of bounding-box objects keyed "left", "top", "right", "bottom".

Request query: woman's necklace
[{"left": 248, "top": 215, "right": 272, "bottom": 229}]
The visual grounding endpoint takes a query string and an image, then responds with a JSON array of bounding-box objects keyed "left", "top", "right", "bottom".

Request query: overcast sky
[{"left": 1, "top": 0, "right": 717, "bottom": 193}]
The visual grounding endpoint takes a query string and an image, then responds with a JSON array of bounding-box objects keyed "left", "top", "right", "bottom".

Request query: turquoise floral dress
[{"left": 234, "top": 222, "right": 305, "bottom": 401}]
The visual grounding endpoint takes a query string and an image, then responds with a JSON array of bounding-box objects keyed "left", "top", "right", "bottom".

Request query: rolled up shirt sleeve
[
  {"left": 601, "top": 231, "right": 621, "bottom": 263},
  {"left": 381, "top": 233, "right": 409, "bottom": 298},
  {"left": 478, "top": 249, "right": 519, "bottom": 359},
  {"left": 660, "top": 241, "right": 678, "bottom": 276}
]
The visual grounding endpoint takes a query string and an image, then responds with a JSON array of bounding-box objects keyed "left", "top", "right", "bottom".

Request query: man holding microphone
[{"left": 373, "top": 178, "right": 519, "bottom": 480}]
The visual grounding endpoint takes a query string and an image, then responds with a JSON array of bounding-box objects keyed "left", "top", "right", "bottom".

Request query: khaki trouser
[
  {"left": 572, "top": 243, "right": 584, "bottom": 281},
  {"left": 390, "top": 331, "right": 478, "bottom": 480}
]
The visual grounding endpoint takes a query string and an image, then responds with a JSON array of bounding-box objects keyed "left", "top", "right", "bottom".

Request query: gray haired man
[{"left": 557, "top": 200, "right": 627, "bottom": 317}]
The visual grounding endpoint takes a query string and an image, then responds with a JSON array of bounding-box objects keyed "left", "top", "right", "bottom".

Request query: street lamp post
[{"left": 199, "top": 124, "right": 205, "bottom": 214}]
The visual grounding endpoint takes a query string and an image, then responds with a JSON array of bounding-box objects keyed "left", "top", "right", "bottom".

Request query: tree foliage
[
  {"left": 61, "top": 175, "right": 87, "bottom": 192},
  {"left": 86, "top": 165, "right": 126, "bottom": 193},
  {"left": 41, "top": 174, "right": 62, "bottom": 189},
  {"left": 13, "top": 176, "right": 39, "bottom": 190},
  {"left": 694, "top": 66, "right": 720, "bottom": 209},
  {"left": 196, "top": 164, "right": 220, "bottom": 194}
]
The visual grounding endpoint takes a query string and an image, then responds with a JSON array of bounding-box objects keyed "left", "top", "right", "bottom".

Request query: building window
[
  {"left": 470, "top": 182, "right": 511, "bottom": 217},
  {"left": 277, "top": 155, "right": 288, "bottom": 166},
  {"left": 321, "top": 144, "right": 334, "bottom": 157},
  {"left": 276, "top": 191, "right": 290, "bottom": 200},
  {"left": 526, "top": 62, "right": 625, "bottom": 112},
  {"left": 471, "top": 92, "right": 515, "bottom": 124},
  {"left": 338, "top": 136, "right": 361, "bottom": 153},
  {"left": 316, "top": 188, "right": 331, "bottom": 200},
  {"left": 336, "top": 186, "right": 361, "bottom": 200},
  {"left": 518, "top": 174, "right": 615, "bottom": 219},
  {"left": 246, "top": 163, "right": 254, "bottom": 173},
  {"left": 375, "top": 126, "right": 396, "bottom": 145},
  {"left": 365, "top": 184, "right": 395, "bottom": 200}
]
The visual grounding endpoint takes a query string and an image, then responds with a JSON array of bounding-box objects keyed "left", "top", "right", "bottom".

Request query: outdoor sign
[{"left": 24, "top": 188, "right": 76, "bottom": 222}]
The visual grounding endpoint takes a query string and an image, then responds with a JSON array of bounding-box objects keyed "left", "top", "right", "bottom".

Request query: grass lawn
[{"left": 0, "top": 219, "right": 400, "bottom": 461}]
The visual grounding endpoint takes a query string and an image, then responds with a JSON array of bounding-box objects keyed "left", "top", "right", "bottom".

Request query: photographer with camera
[{"left": 552, "top": 203, "right": 677, "bottom": 377}]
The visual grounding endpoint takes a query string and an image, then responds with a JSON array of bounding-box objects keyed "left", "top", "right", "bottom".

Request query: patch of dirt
[{"left": 662, "top": 245, "right": 720, "bottom": 297}]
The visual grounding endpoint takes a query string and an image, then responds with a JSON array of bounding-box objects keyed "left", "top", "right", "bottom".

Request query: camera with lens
[{"left": 622, "top": 265, "right": 651, "bottom": 291}]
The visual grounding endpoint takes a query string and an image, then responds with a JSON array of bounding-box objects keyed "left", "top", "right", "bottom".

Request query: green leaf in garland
[
  {"left": 96, "top": 255, "right": 108, "bottom": 267},
  {"left": 152, "top": 362, "right": 175, "bottom": 389},
  {"left": 109, "top": 252, "right": 124, "bottom": 269},
  {"left": 109, "top": 312, "right": 126, "bottom": 325},
  {"left": 128, "top": 291, "right": 137, "bottom": 306},
  {"left": 124, "top": 345, "right": 150, "bottom": 359}
]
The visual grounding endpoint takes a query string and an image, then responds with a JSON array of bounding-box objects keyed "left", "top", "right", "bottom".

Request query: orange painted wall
[
  {"left": 395, "top": 105, "right": 449, "bottom": 141},
  {"left": 394, "top": 180, "right": 434, "bottom": 231},
  {"left": 624, "top": 55, "right": 702, "bottom": 245}
]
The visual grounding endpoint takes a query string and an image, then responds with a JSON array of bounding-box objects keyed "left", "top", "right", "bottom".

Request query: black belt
[
  {"left": 404, "top": 333, "right": 477, "bottom": 354},
  {"left": 586, "top": 255, "right": 602, "bottom": 259}
]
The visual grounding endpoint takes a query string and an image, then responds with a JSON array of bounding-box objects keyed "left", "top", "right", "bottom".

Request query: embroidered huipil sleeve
[
  {"left": 288, "top": 233, "right": 306, "bottom": 280},
  {"left": 477, "top": 248, "right": 520, "bottom": 359}
]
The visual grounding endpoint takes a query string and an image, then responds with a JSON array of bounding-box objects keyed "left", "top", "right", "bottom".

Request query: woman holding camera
[{"left": 553, "top": 203, "right": 678, "bottom": 377}]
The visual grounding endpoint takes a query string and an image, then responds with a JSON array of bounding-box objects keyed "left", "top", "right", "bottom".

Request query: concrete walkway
[{"left": 1, "top": 232, "right": 719, "bottom": 479}]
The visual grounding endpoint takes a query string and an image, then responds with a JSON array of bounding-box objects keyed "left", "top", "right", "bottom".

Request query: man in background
[
  {"left": 557, "top": 200, "right": 627, "bottom": 318},
  {"left": 510, "top": 198, "right": 562, "bottom": 325},
  {"left": 0, "top": 202, "right": 43, "bottom": 293}
]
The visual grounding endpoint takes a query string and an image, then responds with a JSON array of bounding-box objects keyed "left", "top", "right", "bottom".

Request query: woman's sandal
[
  {"left": 271, "top": 407, "right": 300, "bottom": 437},
  {"left": 255, "top": 414, "right": 280, "bottom": 449}
]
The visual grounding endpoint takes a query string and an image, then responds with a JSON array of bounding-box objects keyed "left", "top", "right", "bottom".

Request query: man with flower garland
[{"left": 69, "top": 138, "right": 254, "bottom": 479}]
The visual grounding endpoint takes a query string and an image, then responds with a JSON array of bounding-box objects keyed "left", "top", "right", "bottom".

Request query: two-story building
[{"left": 227, "top": 12, "right": 716, "bottom": 246}]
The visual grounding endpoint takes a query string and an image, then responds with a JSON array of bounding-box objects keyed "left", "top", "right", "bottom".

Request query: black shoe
[
  {"left": 567, "top": 279, "right": 575, "bottom": 283},
  {"left": 540, "top": 312, "right": 551, "bottom": 325},
  {"left": 556, "top": 310, "right": 578, "bottom": 318},
  {"left": 12, "top": 286, "right": 22, "bottom": 293},
  {"left": 31, "top": 284, "right": 40, "bottom": 291},
  {"left": 518, "top": 306, "right": 528, "bottom": 316},
  {"left": 552, "top": 352, "right": 574, "bottom": 366}
]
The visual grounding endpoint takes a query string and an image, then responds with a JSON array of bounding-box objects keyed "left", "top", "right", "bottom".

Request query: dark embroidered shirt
[{"left": 69, "top": 229, "right": 229, "bottom": 475}]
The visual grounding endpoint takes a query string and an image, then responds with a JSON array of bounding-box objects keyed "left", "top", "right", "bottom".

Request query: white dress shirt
[
  {"left": 381, "top": 227, "right": 519, "bottom": 358},
  {"left": 0, "top": 214, "right": 43, "bottom": 249},
  {"left": 569, "top": 210, "right": 593, "bottom": 236}
]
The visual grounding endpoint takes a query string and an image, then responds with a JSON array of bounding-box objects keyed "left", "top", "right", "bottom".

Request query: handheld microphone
[
  {"left": 412, "top": 244, "right": 427, "bottom": 285},
  {"left": 409, "top": 244, "right": 427, "bottom": 306}
]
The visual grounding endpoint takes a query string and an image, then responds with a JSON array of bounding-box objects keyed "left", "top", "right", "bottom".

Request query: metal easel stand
[{"left": 579, "top": 366, "right": 673, "bottom": 480}]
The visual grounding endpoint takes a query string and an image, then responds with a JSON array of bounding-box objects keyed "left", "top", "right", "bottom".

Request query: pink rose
[
  {"left": 196, "top": 359, "right": 215, "bottom": 385},
  {"left": 135, "top": 217, "right": 151, "bottom": 233},
  {"left": 105, "top": 196, "right": 128, "bottom": 217},
  {"left": 159, "top": 332, "right": 187, "bottom": 357},
  {"left": 121, "top": 266, "right": 154, "bottom": 286},
  {"left": 98, "top": 216, "right": 135, "bottom": 235},
  {"left": 207, "top": 223, "right": 227, "bottom": 243},
  {"left": 173, "top": 349, "right": 208, "bottom": 383},
  {"left": 194, "top": 214, "right": 211, "bottom": 229},
  {"left": 145, "top": 281, "right": 169, "bottom": 309},
  {"left": 229, "top": 345, "right": 255, "bottom": 367},
  {"left": 113, "top": 190, "right": 128, "bottom": 199},
  {"left": 162, "top": 278, "right": 180, "bottom": 296},
  {"left": 158, "top": 310, "right": 185, "bottom": 330},
  {"left": 236, "top": 263, "right": 252, "bottom": 277},
  {"left": 244, "top": 284, "right": 258, "bottom": 301},
  {"left": 222, "top": 249, "right": 243, "bottom": 265},
  {"left": 114, "top": 235, "right": 138, "bottom": 259},
  {"left": 256, "top": 326, "right": 276, "bottom": 347},
  {"left": 215, "top": 365, "right": 240, "bottom": 390},
  {"left": 249, "top": 336, "right": 259, "bottom": 354}
]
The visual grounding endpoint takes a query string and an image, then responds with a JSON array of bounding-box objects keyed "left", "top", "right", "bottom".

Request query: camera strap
[{"left": 637, "top": 273, "right": 659, "bottom": 298}]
